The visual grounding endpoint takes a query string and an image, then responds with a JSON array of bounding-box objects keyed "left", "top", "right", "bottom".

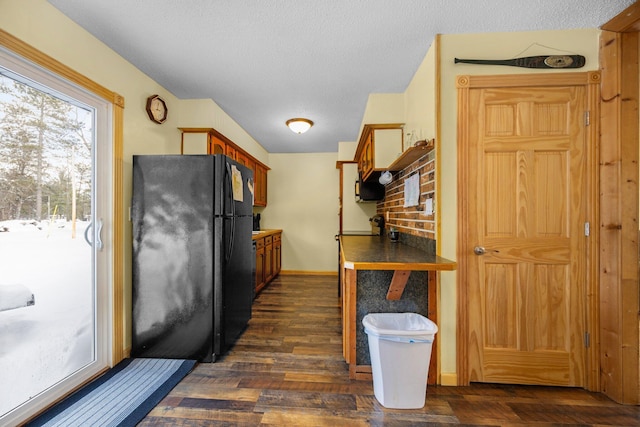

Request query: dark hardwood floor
[{"left": 139, "top": 274, "right": 640, "bottom": 426}]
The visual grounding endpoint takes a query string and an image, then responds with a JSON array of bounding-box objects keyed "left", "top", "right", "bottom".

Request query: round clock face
[{"left": 146, "top": 95, "right": 167, "bottom": 123}]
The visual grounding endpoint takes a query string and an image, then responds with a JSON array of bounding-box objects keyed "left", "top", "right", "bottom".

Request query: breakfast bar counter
[{"left": 339, "top": 235, "right": 456, "bottom": 384}]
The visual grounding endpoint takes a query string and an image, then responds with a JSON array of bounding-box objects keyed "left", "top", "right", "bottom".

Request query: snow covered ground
[{"left": 0, "top": 220, "right": 93, "bottom": 416}]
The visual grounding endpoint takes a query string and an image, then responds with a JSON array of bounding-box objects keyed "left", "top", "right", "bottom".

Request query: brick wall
[{"left": 377, "top": 149, "right": 436, "bottom": 239}]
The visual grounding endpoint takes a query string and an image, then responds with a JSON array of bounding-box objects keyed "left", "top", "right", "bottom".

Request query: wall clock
[{"left": 145, "top": 94, "right": 168, "bottom": 124}]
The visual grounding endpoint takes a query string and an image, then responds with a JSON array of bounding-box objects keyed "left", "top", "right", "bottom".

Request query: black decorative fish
[{"left": 454, "top": 55, "right": 585, "bottom": 69}]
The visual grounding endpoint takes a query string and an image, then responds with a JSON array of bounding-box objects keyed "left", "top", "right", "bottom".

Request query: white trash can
[{"left": 363, "top": 312, "right": 437, "bottom": 409}]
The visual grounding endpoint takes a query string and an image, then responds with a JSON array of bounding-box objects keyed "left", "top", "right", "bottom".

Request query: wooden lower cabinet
[
  {"left": 255, "top": 238, "right": 265, "bottom": 293},
  {"left": 264, "top": 235, "right": 274, "bottom": 283},
  {"left": 273, "top": 233, "right": 281, "bottom": 276},
  {"left": 254, "top": 230, "right": 282, "bottom": 295}
]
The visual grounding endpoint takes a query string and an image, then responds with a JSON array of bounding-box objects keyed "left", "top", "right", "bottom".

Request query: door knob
[{"left": 474, "top": 246, "right": 498, "bottom": 255}]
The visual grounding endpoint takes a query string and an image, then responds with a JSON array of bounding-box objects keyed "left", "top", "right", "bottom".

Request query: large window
[{"left": 0, "top": 46, "right": 113, "bottom": 426}]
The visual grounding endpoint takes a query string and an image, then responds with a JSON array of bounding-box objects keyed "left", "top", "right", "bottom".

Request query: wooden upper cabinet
[
  {"left": 225, "top": 144, "right": 237, "bottom": 160},
  {"left": 254, "top": 163, "right": 267, "bottom": 207},
  {"left": 211, "top": 135, "right": 225, "bottom": 155},
  {"left": 178, "top": 127, "right": 269, "bottom": 206},
  {"left": 354, "top": 124, "right": 404, "bottom": 181},
  {"left": 236, "top": 151, "right": 250, "bottom": 167}
]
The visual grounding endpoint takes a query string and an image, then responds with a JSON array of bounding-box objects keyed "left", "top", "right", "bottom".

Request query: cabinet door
[
  {"left": 264, "top": 236, "right": 273, "bottom": 282},
  {"left": 273, "top": 234, "right": 281, "bottom": 276},
  {"left": 362, "top": 134, "right": 373, "bottom": 179},
  {"left": 236, "top": 151, "right": 250, "bottom": 167},
  {"left": 356, "top": 132, "right": 369, "bottom": 177},
  {"left": 225, "top": 144, "right": 237, "bottom": 160},
  {"left": 254, "top": 164, "right": 267, "bottom": 207},
  {"left": 255, "top": 239, "right": 265, "bottom": 293},
  {"left": 211, "top": 135, "right": 226, "bottom": 155}
]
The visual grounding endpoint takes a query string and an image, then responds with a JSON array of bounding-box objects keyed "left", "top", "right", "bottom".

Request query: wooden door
[{"left": 463, "top": 79, "right": 590, "bottom": 386}]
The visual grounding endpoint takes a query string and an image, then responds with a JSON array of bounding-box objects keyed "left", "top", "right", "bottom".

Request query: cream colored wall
[
  {"left": 437, "top": 28, "right": 601, "bottom": 382},
  {"left": 357, "top": 93, "right": 405, "bottom": 138},
  {"left": 263, "top": 153, "right": 340, "bottom": 272},
  {"left": 338, "top": 140, "right": 357, "bottom": 161},
  {"left": 179, "top": 99, "right": 268, "bottom": 165},
  {"left": 404, "top": 43, "right": 437, "bottom": 145}
]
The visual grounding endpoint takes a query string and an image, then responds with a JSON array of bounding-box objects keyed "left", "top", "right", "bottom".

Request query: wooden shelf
[{"left": 387, "top": 139, "right": 435, "bottom": 171}]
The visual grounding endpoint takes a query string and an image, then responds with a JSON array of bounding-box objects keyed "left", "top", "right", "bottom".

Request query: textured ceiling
[{"left": 48, "top": 0, "right": 634, "bottom": 153}]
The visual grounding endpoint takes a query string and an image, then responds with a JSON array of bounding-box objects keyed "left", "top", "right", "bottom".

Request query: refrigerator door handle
[{"left": 225, "top": 162, "right": 236, "bottom": 263}]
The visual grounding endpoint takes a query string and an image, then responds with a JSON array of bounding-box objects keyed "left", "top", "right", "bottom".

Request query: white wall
[{"left": 263, "top": 153, "right": 340, "bottom": 272}]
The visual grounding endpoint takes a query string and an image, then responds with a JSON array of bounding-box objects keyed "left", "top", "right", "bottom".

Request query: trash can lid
[{"left": 362, "top": 312, "right": 438, "bottom": 337}]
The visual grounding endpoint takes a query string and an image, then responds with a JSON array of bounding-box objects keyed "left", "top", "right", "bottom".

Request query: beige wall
[
  {"left": 179, "top": 99, "right": 269, "bottom": 165},
  {"left": 405, "top": 42, "right": 437, "bottom": 145},
  {"left": 263, "top": 153, "right": 340, "bottom": 272}
]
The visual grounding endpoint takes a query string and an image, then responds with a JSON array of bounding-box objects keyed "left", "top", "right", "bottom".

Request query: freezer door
[{"left": 213, "top": 155, "right": 254, "bottom": 218}]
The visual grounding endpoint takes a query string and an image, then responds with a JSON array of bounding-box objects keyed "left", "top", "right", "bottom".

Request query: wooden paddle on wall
[{"left": 454, "top": 55, "right": 585, "bottom": 69}]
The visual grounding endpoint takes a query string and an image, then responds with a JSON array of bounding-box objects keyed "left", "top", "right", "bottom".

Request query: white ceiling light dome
[{"left": 286, "top": 118, "right": 314, "bottom": 134}]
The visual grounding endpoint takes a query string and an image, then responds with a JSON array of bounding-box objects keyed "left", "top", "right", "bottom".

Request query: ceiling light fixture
[{"left": 286, "top": 118, "right": 313, "bottom": 134}]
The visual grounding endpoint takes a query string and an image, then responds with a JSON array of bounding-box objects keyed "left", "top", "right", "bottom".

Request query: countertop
[
  {"left": 339, "top": 235, "right": 456, "bottom": 271},
  {"left": 251, "top": 229, "right": 282, "bottom": 240}
]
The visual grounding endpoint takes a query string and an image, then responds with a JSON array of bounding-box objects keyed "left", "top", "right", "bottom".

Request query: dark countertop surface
[{"left": 339, "top": 235, "right": 456, "bottom": 271}]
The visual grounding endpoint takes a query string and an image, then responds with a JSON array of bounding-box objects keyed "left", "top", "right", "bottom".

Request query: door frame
[
  {"left": 599, "top": 1, "right": 640, "bottom": 405},
  {"left": 0, "top": 30, "right": 126, "bottom": 363},
  {"left": 456, "top": 72, "right": 601, "bottom": 390}
]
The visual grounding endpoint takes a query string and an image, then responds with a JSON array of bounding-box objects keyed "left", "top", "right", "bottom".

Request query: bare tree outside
[
  {"left": 0, "top": 72, "right": 95, "bottom": 417},
  {"left": 0, "top": 75, "right": 92, "bottom": 227}
]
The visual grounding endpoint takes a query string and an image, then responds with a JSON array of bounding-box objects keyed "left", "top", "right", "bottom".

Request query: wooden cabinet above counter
[
  {"left": 179, "top": 127, "right": 269, "bottom": 206},
  {"left": 354, "top": 123, "right": 404, "bottom": 182}
]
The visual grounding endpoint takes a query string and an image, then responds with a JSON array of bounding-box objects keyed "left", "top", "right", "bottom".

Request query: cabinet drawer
[
  {"left": 273, "top": 233, "right": 281, "bottom": 242},
  {"left": 255, "top": 238, "right": 265, "bottom": 249},
  {"left": 265, "top": 236, "right": 273, "bottom": 245}
]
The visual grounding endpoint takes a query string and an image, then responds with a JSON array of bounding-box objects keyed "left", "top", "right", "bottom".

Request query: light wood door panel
[{"left": 467, "top": 84, "right": 586, "bottom": 386}]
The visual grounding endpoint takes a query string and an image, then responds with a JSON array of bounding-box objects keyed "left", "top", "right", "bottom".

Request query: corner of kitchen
[
  {"left": 131, "top": 112, "right": 457, "bottom": 400},
  {"left": 337, "top": 120, "right": 456, "bottom": 389}
]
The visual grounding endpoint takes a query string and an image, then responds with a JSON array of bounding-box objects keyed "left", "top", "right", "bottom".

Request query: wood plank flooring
[{"left": 139, "top": 274, "right": 640, "bottom": 426}]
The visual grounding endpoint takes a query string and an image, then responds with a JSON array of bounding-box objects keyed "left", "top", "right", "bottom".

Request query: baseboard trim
[
  {"left": 280, "top": 270, "right": 338, "bottom": 276},
  {"left": 440, "top": 373, "right": 458, "bottom": 386}
]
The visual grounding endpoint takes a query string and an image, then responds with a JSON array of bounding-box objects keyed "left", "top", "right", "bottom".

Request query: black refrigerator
[{"left": 131, "top": 154, "right": 254, "bottom": 362}]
